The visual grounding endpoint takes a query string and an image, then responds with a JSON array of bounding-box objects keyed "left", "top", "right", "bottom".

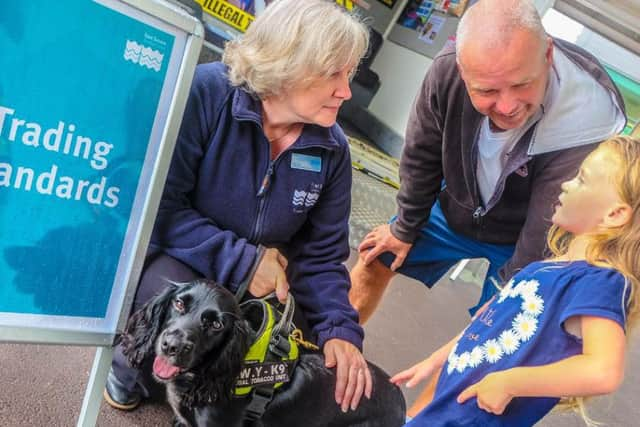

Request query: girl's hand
[
  {"left": 390, "top": 357, "right": 439, "bottom": 388},
  {"left": 457, "top": 371, "right": 513, "bottom": 415}
]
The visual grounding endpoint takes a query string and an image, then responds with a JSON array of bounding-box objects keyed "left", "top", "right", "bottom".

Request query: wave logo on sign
[{"left": 123, "top": 40, "right": 164, "bottom": 72}]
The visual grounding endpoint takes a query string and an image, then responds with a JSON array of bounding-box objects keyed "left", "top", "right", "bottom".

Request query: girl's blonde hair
[
  {"left": 548, "top": 135, "right": 640, "bottom": 424},
  {"left": 222, "top": 0, "right": 369, "bottom": 98}
]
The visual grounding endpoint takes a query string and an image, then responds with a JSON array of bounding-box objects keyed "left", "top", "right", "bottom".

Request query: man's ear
[
  {"left": 604, "top": 203, "right": 632, "bottom": 228},
  {"left": 545, "top": 36, "right": 554, "bottom": 65}
]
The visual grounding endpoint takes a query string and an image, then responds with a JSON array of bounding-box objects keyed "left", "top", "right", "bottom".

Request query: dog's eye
[
  {"left": 173, "top": 299, "right": 185, "bottom": 313},
  {"left": 211, "top": 320, "right": 223, "bottom": 330}
]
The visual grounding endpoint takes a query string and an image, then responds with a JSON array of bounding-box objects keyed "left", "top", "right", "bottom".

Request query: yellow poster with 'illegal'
[
  {"left": 197, "top": 0, "right": 355, "bottom": 33},
  {"left": 196, "top": 0, "right": 254, "bottom": 32}
]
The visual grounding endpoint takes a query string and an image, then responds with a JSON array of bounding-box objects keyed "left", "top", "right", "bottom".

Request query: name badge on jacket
[{"left": 291, "top": 153, "right": 322, "bottom": 172}]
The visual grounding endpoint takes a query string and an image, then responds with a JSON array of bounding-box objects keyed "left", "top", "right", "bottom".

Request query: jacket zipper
[
  {"left": 250, "top": 159, "right": 276, "bottom": 243},
  {"left": 469, "top": 119, "right": 485, "bottom": 229},
  {"left": 472, "top": 206, "right": 484, "bottom": 226},
  {"left": 257, "top": 160, "right": 275, "bottom": 198}
]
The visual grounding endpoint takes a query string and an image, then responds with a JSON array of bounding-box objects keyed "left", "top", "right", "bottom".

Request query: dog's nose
[{"left": 161, "top": 330, "right": 187, "bottom": 356}]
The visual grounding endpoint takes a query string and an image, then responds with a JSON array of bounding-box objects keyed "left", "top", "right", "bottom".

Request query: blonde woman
[
  {"left": 393, "top": 136, "right": 639, "bottom": 426},
  {"left": 105, "top": 0, "right": 372, "bottom": 414}
]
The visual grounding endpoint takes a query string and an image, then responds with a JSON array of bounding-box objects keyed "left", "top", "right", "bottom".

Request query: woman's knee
[{"left": 132, "top": 253, "right": 202, "bottom": 311}]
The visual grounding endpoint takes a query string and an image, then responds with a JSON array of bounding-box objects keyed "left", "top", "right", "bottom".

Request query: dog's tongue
[{"left": 153, "top": 355, "right": 181, "bottom": 379}]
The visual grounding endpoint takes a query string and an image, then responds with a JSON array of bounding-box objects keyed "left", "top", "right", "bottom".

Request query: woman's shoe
[{"left": 103, "top": 369, "right": 141, "bottom": 411}]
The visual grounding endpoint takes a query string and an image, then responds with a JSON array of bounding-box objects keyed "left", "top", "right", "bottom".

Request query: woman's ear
[{"left": 604, "top": 203, "right": 632, "bottom": 228}]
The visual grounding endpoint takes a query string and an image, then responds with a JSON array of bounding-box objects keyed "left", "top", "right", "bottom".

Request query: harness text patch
[{"left": 236, "top": 361, "right": 293, "bottom": 388}]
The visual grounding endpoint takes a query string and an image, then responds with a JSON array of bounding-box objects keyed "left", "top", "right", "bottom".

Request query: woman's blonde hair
[
  {"left": 222, "top": 0, "right": 369, "bottom": 98},
  {"left": 548, "top": 135, "right": 640, "bottom": 425}
]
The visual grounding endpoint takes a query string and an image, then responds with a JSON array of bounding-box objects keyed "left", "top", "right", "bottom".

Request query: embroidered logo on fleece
[{"left": 292, "top": 184, "right": 322, "bottom": 213}]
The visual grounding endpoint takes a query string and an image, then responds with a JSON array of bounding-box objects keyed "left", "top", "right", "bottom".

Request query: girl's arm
[
  {"left": 391, "top": 297, "right": 495, "bottom": 388},
  {"left": 457, "top": 315, "right": 626, "bottom": 414},
  {"left": 390, "top": 332, "right": 461, "bottom": 388}
]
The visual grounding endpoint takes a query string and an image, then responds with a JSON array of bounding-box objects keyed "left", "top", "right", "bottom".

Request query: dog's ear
[
  {"left": 120, "top": 283, "right": 179, "bottom": 368},
  {"left": 195, "top": 318, "right": 251, "bottom": 403}
]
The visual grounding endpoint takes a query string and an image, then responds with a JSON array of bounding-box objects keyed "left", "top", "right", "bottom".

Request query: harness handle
[{"left": 262, "top": 292, "right": 296, "bottom": 338}]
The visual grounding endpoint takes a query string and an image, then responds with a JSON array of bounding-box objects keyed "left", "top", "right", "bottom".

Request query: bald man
[{"left": 351, "top": 0, "right": 627, "bottom": 405}]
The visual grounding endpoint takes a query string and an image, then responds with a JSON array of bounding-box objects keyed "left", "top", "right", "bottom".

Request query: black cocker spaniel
[{"left": 120, "top": 279, "right": 406, "bottom": 427}]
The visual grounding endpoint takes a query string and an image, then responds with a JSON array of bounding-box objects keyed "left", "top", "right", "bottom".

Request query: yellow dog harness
[
  {"left": 234, "top": 298, "right": 299, "bottom": 396},
  {"left": 233, "top": 293, "right": 310, "bottom": 422}
]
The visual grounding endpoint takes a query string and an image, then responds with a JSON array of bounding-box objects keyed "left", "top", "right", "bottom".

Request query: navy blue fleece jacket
[{"left": 150, "top": 62, "right": 363, "bottom": 349}]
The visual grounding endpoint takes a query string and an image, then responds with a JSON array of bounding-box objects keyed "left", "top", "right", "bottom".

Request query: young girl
[{"left": 392, "top": 135, "right": 639, "bottom": 426}]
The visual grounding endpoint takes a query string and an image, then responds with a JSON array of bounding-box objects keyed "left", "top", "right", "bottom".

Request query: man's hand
[
  {"left": 358, "top": 224, "right": 412, "bottom": 271},
  {"left": 324, "top": 339, "right": 372, "bottom": 412},
  {"left": 248, "top": 248, "right": 289, "bottom": 303},
  {"left": 457, "top": 371, "right": 513, "bottom": 415},
  {"left": 390, "top": 356, "right": 439, "bottom": 388}
]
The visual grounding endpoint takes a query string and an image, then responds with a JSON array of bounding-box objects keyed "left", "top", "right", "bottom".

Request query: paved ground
[
  {"left": 1, "top": 250, "right": 638, "bottom": 426},
  {"left": 1, "top": 170, "right": 639, "bottom": 426}
]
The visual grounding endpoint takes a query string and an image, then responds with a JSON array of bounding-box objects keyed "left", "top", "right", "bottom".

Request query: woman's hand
[
  {"left": 358, "top": 224, "right": 412, "bottom": 271},
  {"left": 324, "top": 339, "right": 373, "bottom": 412},
  {"left": 457, "top": 371, "right": 513, "bottom": 415},
  {"left": 390, "top": 356, "right": 440, "bottom": 388},
  {"left": 248, "top": 248, "right": 289, "bottom": 302}
]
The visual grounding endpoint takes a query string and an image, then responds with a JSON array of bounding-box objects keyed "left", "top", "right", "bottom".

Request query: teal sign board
[{"left": 0, "top": 1, "right": 175, "bottom": 318}]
